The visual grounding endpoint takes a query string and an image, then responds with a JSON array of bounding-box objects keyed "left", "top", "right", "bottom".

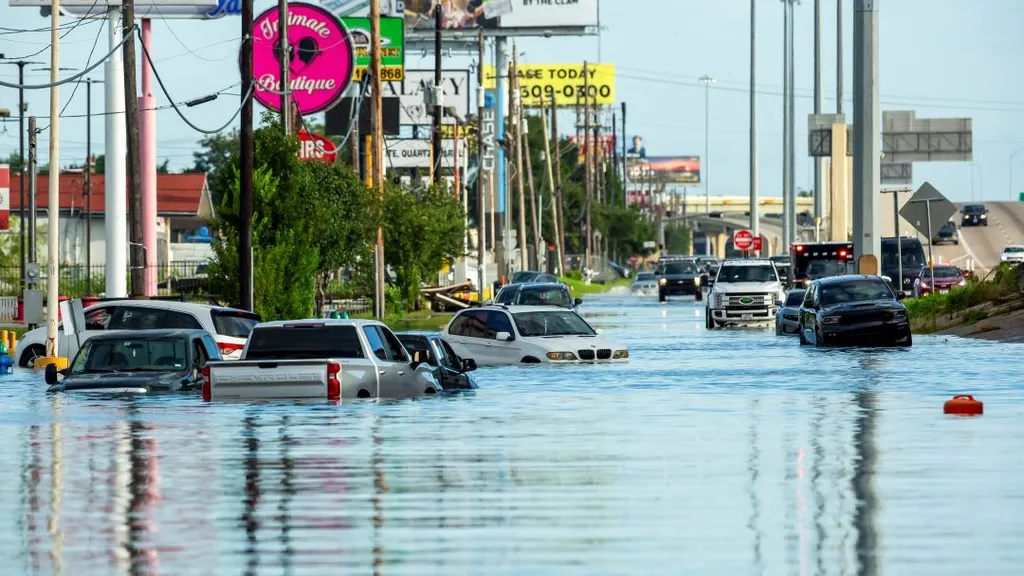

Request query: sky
[{"left": 2, "top": 0, "right": 1024, "bottom": 203}]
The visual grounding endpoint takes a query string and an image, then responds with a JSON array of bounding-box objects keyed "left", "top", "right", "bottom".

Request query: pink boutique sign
[{"left": 252, "top": 2, "right": 354, "bottom": 115}]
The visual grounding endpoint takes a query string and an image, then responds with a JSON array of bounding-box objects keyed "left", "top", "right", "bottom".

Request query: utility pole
[
  {"left": 621, "top": 102, "right": 627, "bottom": 205},
  {"left": 541, "top": 102, "right": 562, "bottom": 276},
  {"left": 813, "top": 0, "right": 824, "bottom": 228},
  {"left": 837, "top": 0, "right": 844, "bottom": 115},
  {"left": 476, "top": 30, "right": 487, "bottom": 302},
  {"left": 123, "top": 0, "right": 144, "bottom": 297},
  {"left": 852, "top": 0, "right": 881, "bottom": 271},
  {"left": 787, "top": 0, "right": 796, "bottom": 245},
  {"left": 700, "top": 75, "right": 715, "bottom": 214},
  {"left": 0, "top": 58, "right": 41, "bottom": 290},
  {"left": 279, "top": 0, "right": 291, "bottom": 135},
  {"left": 511, "top": 49, "right": 527, "bottom": 273},
  {"left": 583, "top": 62, "right": 592, "bottom": 271},
  {"left": 44, "top": 0, "right": 62, "bottom": 360},
  {"left": 105, "top": 8, "right": 127, "bottom": 298},
  {"left": 27, "top": 117, "right": 37, "bottom": 280},
  {"left": 781, "top": 1, "right": 791, "bottom": 251},
  {"left": 431, "top": 5, "right": 443, "bottom": 185},
  {"left": 522, "top": 115, "right": 540, "bottom": 270},
  {"left": 552, "top": 97, "right": 565, "bottom": 275},
  {"left": 240, "top": 0, "right": 254, "bottom": 311},
  {"left": 85, "top": 78, "right": 93, "bottom": 277},
  {"left": 611, "top": 112, "right": 618, "bottom": 206},
  {"left": 370, "top": 0, "right": 385, "bottom": 318},
  {"left": 749, "top": 0, "right": 760, "bottom": 251}
]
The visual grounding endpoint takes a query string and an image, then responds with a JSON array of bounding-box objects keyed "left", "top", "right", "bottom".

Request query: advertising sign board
[
  {"left": 253, "top": 3, "right": 355, "bottom": 115},
  {"left": 0, "top": 165, "right": 9, "bottom": 230},
  {"left": 393, "top": 70, "right": 471, "bottom": 126},
  {"left": 399, "top": 0, "right": 598, "bottom": 35},
  {"left": 629, "top": 156, "right": 701, "bottom": 185},
  {"left": 385, "top": 138, "right": 456, "bottom": 169},
  {"left": 344, "top": 17, "right": 405, "bottom": 82},
  {"left": 568, "top": 134, "right": 615, "bottom": 164},
  {"left": 480, "top": 89, "right": 497, "bottom": 202},
  {"left": 483, "top": 63, "right": 614, "bottom": 107}
]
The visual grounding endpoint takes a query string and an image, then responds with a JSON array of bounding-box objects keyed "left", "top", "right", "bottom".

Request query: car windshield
[
  {"left": 512, "top": 271, "right": 540, "bottom": 283},
  {"left": 635, "top": 273, "right": 655, "bottom": 281},
  {"left": 819, "top": 279, "right": 893, "bottom": 306},
  {"left": 70, "top": 337, "right": 188, "bottom": 374},
  {"left": 1004, "top": 246, "right": 1024, "bottom": 253},
  {"left": 661, "top": 262, "right": 698, "bottom": 275},
  {"left": 211, "top": 309, "right": 261, "bottom": 338},
  {"left": 515, "top": 287, "right": 572, "bottom": 308},
  {"left": 716, "top": 264, "right": 777, "bottom": 283},
  {"left": 964, "top": 205, "right": 985, "bottom": 214},
  {"left": 785, "top": 291, "right": 806, "bottom": 306},
  {"left": 881, "top": 241, "right": 926, "bottom": 270},
  {"left": 512, "top": 310, "right": 596, "bottom": 337},
  {"left": 806, "top": 260, "right": 848, "bottom": 278},
  {"left": 929, "top": 266, "right": 962, "bottom": 278},
  {"left": 940, "top": 222, "right": 956, "bottom": 232}
]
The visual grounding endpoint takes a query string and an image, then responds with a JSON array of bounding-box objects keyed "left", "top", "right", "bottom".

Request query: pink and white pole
[{"left": 139, "top": 19, "right": 158, "bottom": 295}]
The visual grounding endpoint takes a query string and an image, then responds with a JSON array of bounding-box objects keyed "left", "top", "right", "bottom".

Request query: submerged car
[
  {"left": 444, "top": 305, "right": 628, "bottom": 366},
  {"left": 494, "top": 282, "right": 581, "bottom": 310},
  {"left": 797, "top": 275, "right": 911, "bottom": 347},
  {"left": 45, "top": 329, "right": 221, "bottom": 394},
  {"left": 656, "top": 259, "right": 703, "bottom": 302},
  {"left": 774, "top": 289, "right": 805, "bottom": 336},
  {"left": 396, "top": 332, "right": 478, "bottom": 390},
  {"left": 631, "top": 272, "right": 658, "bottom": 294}
]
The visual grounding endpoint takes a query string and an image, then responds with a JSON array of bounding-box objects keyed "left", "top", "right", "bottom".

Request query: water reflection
[{"left": 2, "top": 295, "right": 1022, "bottom": 574}]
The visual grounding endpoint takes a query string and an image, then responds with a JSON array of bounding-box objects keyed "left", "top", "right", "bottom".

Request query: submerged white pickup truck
[{"left": 203, "top": 319, "right": 440, "bottom": 401}]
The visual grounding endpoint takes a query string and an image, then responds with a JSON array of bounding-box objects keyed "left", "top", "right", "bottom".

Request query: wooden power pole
[
  {"left": 370, "top": 0, "right": 385, "bottom": 318},
  {"left": 551, "top": 96, "right": 565, "bottom": 274},
  {"left": 540, "top": 102, "right": 562, "bottom": 276},
  {"left": 123, "top": 0, "right": 144, "bottom": 297},
  {"left": 511, "top": 49, "right": 527, "bottom": 273},
  {"left": 239, "top": 0, "right": 254, "bottom": 310},
  {"left": 582, "top": 62, "right": 592, "bottom": 272}
]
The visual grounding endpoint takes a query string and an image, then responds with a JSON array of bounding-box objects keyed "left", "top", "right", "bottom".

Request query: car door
[
  {"left": 361, "top": 326, "right": 395, "bottom": 397},
  {"left": 60, "top": 305, "right": 118, "bottom": 358},
  {"left": 447, "top": 310, "right": 495, "bottom": 364},
  {"left": 436, "top": 338, "right": 473, "bottom": 389},
  {"left": 189, "top": 336, "right": 211, "bottom": 389},
  {"left": 377, "top": 325, "right": 429, "bottom": 396},
  {"left": 799, "top": 284, "right": 817, "bottom": 341},
  {"left": 428, "top": 337, "right": 461, "bottom": 389},
  {"left": 484, "top": 310, "right": 521, "bottom": 364}
]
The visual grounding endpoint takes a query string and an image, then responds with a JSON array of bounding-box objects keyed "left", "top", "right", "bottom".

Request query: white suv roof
[{"left": 718, "top": 258, "right": 775, "bottom": 267}]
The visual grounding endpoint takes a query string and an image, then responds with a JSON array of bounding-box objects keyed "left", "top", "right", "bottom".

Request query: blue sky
[{"left": 2, "top": 0, "right": 1023, "bottom": 203}]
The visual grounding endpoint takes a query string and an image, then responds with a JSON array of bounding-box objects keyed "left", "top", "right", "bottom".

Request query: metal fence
[{"left": 0, "top": 261, "right": 212, "bottom": 299}]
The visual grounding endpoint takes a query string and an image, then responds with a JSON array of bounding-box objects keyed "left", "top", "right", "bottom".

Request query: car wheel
[
  {"left": 705, "top": 308, "right": 714, "bottom": 330},
  {"left": 19, "top": 344, "right": 46, "bottom": 368}
]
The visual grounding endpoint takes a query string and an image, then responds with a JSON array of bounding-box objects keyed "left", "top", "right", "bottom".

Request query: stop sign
[
  {"left": 296, "top": 129, "right": 338, "bottom": 163},
  {"left": 733, "top": 229, "right": 754, "bottom": 251}
]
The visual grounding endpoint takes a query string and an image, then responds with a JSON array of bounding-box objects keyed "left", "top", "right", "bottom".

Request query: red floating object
[{"left": 944, "top": 395, "right": 983, "bottom": 416}]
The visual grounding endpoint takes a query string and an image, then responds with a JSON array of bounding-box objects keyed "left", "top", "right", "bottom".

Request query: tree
[
  {"left": 187, "top": 130, "right": 240, "bottom": 206},
  {"left": 158, "top": 159, "right": 170, "bottom": 173},
  {"left": 1, "top": 151, "right": 24, "bottom": 174}
]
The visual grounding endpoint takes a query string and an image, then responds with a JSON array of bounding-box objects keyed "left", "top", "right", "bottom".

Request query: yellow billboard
[{"left": 482, "top": 63, "right": 615, "bottom": 107}]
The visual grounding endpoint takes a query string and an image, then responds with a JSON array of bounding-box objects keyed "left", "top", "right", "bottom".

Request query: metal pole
[
  {"left": 926, "top": 199, "right": 935, "bottom": 290},
  {"left": 749, "top": 0, "right": 759, "bottom": 250},
  {"left": 552, "top": 97, "right": 565, "bottom": 275},
  {"left": 495, "top": 37, "right": 508, "bottom": 280},
  {"left": 278, "top": 0, "right": 290, "bottom": 135},
  {"left": 431, "top": 5, "right": 443, "bottom": 185},
  {"left": 17, "top": 62, "right": 26, "bottom": 291},
  {"left": 240, "top": 0, "right": 254, "bottom": 311},
  {"left": 621, "top": 102, "right": 627, "bottom": 206},
  {"left": 512, "top": 50, "right": 527, "bottom": 273},
  {"left": 476, "top": 31, "right": 487, "bottom": 302},
  {"left": 85, "top": 78, "right": 92, "bottom": 278},
  {"left": 837, "top": 0, "right": 844, "bottom": 116},
  {"left": 28, "top": 116, "right": 37, "bottom": 278},
  {"left": 583, "top": 62, "right": 592, "bottom": 271},
  {"left": 701, "top": 75, "right": 714, "bottom": 213},
  {"left": 882, "top": 189, "right": 903, "bottom": 292},
  {"left": 787, "top": 0, "right": 797, "bottom": 245},
  {"left": 852, "top": 0, "right": 881, "bottom": 271},
  {"left": 104, "top": 9, "right": 127, "bottom": 298},
  {"left": 781, "top": 2, "right": 790, "bottom": 251},
  {"left": 45, "top": 0, "right": 61, "bottom": 358},
  {"left": 813, "top": 0, "right": 824, "bottom": 225},
  {"left": 371, "top": 0, "right": 385, "bottom": 318},
  {"left": 522, "top": 117, "right": 541, "bottom": 270}
]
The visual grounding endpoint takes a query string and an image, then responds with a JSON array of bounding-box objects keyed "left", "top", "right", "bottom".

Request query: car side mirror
[
  {"left": 573, "top": 298, "right": 583, "bottom": 306},
  {"left": 410, "top": 349, "right": 429, "bottom": 367},
  {"left": 775, "top": 300, "right": 783, "bottom": 307},
  {"left": 896, "top": 292, "right": 906, "bottom": 301},
  {"left": 495, "top": 331, "right": 513, "bottom": 342},
  {"left": 45, "top": 363, "right": 60, "bottom": 385},
  {"left": 462, "top": 358, "right": 477, "bottom": 372}
]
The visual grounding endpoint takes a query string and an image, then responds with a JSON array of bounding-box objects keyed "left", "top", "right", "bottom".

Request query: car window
[
  {"left": 439, "top": 339, "right": 461, "bottom": 368},
  {"left": 110, "top": 307, "right": 165, "bottom": 330},
  {"left": 536, "top": 274, "right": 559, "bottom": 283},
  {"left": 932, "top": 267, "right": 962, "bottom": 278},
  {"left": 662, "top": 262, "right": 698, "bottom": 275},
  {"left": 164, "top": 310, "right": 203, "bottom": 330},
  {"left": 1004, "top": 246, "right": 1024, "bottom": 253},
  {"left": 451, "top": 311, "right": 490, "bottom": 338},
  {"left": 84, "top": 306, "right": 115, "bottom": 331},
  {"left": 485, "top": 311, "right": 514, "bottom": 338},
  {"left": 518, "top": 287, "right": 572, "bottom": 308},
  {"left": 635, "top": 273, "right": 655, "bottom": 281},
  {"left": 512, "top": 271, "right": 540, "bottom": 283},
  {"left": 398, "top": 335, "right": 432, "bottom": 363},
  {"left": 820, "top": 279, "right": 893, "bottom": 305},
  {"left": 210, "top": 309, "right": 261, "bottom": 338},
  {"left": 495, "top": 286, "right": 520, "bottom": 304},
  {"left": 361, "top": 326, "right": 388, "bottom": 361},
  {"left": 429, "top": 340, "right": 450, "bottom": 368},
  {"left": 716, "top": 265, "right": 778, "bottom": 283},
  {"left": 512, "top": 310, "right": 596, "bottom": 337},
  {"left": 378, "top": 327, "right": 409, "bottom": 362},
  {"left": 71, "top": 337, "right": 188, "bottom": 373},
  {"left": 201, "top": 334, "right": 222, "bottom": 360},
  {"left": 192, "top": 337, "right": 209, "bottom": 369},
  {"left": 803, "top": 286, "right": 816, "bottom": 307},
  {"left": 785, "top": 291, "right": 805, "bottom": 306}
]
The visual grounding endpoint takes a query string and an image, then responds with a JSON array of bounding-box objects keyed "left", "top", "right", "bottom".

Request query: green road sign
[
  {"left": 1019, "top": 192, "right": 1024, "bottom": 202},
  {"left": 343, "top": 16, "right": 405, "bottom": 81}
]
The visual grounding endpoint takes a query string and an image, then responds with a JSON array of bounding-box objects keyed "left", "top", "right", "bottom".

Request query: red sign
[
  {"left": 0, "top": 165, "right": 9, "bottom": 230},
  {"left": 297, "top": 130, "right": 339, "bottom": 163},
  {"left": 751, "top": 237, "right": 763, "bottom": 252},
  {"left": 733, "top": 229, "right": 754, "bottom": 251}
]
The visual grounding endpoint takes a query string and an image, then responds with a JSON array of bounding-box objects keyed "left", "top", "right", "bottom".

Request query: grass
[
  {"left": 559, "top": 276, "right": 630, "bottom": 297},
  {"left": 350, "top": 308, "right": 453, "bottom": 332},
  {"left": 904, "top": 264, "right": 1022, "bottom": 334}
]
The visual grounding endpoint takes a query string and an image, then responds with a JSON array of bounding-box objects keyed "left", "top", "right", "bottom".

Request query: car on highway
[
  {"left": 961, "top": 203, "right": 988, "bottom": 227},
  {"left": 797, "top": 275, "right": 911, "bottom": 347},
  {"left": 396, "top": 332, "right": 479, "bottom": 390},
  {"left": 655, "top": 259, "right": 703, "bottom": 302},
  {"left": 631, "top": 272, "right": 658, "bottom": 295},
  {"left": 881, "top": 236, "right": 927, "bottom": 295},
  {"left": 17, "top": 300, "right": 260, "bottom": 367},
  {"left": 774, "top": 289, "right": 805, "bottom": 336},
  {"left": 494, "top": 282, "right": 581, "bottom": 310},
  {"left": 444, "top": 305, "right": 628, "bottom": 366},
  {"left": 1000, "top": 245, "right": 1024, "bottom": 264},
  {"left": 705, "top": 259, "right": 785, "bottom": 329},
  {"left": 912, "top": 265, "right": 967, "bottom": 297},
  {"left": 932, "top": 220, "right": 960, "bottom": 245},
  {"left": 45, "top": 329, "right": 220, "bottom": 395}
]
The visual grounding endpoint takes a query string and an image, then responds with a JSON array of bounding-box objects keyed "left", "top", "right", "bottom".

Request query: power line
[
  {"left": 38, "top": 17, "right": 105, "bottom": 133},
  {"left": 0, "top": 23, "right": 136, "bottom": 90},
  {"left": 0, "top": 1, "right": 103, "bottom": 58}
]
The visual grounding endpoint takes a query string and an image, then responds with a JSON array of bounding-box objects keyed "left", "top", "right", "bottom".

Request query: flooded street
[{"left": 2, "top": 291, "right": 1023, "bottom": 574}]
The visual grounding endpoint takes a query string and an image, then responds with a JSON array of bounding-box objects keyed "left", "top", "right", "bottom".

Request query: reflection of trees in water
[
  {"left": 126, "top": 413, "right": 163, "bottom": 575},
  {"left": 851, "top": 390, "right": 878, "bottom": 576},
  {"left": 242, "top": 413, "right": 260, "bottom": 576},
  {"left": 746, "top": 398, "right": 764, "bottom": 573}
]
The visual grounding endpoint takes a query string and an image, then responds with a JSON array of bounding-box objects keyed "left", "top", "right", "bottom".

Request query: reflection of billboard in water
[{"left": 628, "top": 156, "right": 701, "bottom": 184}]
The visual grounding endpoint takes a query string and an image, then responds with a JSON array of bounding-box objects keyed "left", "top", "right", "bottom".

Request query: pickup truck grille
[{"left": 719, "top": 293, "right": 769, "bottom": 308}]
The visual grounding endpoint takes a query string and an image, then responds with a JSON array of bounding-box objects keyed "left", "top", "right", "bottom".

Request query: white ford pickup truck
[{"left": 203, "top": 319, "right": 440, "bottom": 401}]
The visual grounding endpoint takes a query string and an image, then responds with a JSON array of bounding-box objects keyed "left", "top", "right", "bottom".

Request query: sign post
[{"left": 899, "top": 181, "right": 957, "bottom": 294}]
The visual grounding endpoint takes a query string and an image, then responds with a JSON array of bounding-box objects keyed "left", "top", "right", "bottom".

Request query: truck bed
[{"left": 205, "top": 359, "right": 332, "bottom": 400}]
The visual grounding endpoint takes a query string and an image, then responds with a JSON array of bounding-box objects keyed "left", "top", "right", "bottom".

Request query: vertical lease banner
[{"left": 0, "top": 165, "right": 9, "bottom": 230}]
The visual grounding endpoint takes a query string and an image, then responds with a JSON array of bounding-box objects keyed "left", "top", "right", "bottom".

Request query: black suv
[{"left": 961, "top": 203, "right": 988, "bottom": 227}]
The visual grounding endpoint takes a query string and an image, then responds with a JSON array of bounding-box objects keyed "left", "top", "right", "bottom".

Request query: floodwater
[{"left": 1, "top": 292, "right": 1023, "bottom": 575}]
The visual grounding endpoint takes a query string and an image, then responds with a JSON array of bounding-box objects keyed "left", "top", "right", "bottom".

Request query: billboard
[
  {"left": 392, "top": 69, "right": 471, "bottom": 126},
  {"left": 345, "top": 17, "right": 405, "bottom": 82},
  {"left": 628, "top": 156, "right": 701, "bottom": 185},
  {"left": 568, "top": 134, "right": 616, "bottom": 164},
  {"left": 401, "top": 0, "right": 598, "bottom": 34},
  {"left": 252, "top": 3, "right": 355, "bottom": 115},
  {"left": 0, "top": 165, "right": 8, "bottom": 230},
  {"left": 384, "top": 138, "right": 457, "bottom": 169},
  {"left": 482, "top": 63, "right": 614, "bottom": 107}
]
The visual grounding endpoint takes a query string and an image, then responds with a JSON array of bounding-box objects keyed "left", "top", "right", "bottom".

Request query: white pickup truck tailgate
[{"left": 208, "top": 360, "right": 328, "bottom": 399}]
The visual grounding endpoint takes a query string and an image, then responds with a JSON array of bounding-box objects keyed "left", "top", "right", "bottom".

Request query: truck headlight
[
  {"left": 693, "top": 276, "right": 701, "bottom": 286},
  {"left": 546, "top": 351, "right": 577, "bottom": 361},
  {"left": 612, "top": 349, "right": 629, "bottom": 359},
  {"left": 822, "top": 316, "right": 840, "bottom": 325}
]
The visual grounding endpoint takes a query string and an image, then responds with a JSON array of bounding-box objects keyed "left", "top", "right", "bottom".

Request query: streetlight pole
[
  {"left": 700, "top": 75, "right": 715, "bottom": 214},
  {"left": 1010, "top": 148, "right": 1024, "bottom": 200}
]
